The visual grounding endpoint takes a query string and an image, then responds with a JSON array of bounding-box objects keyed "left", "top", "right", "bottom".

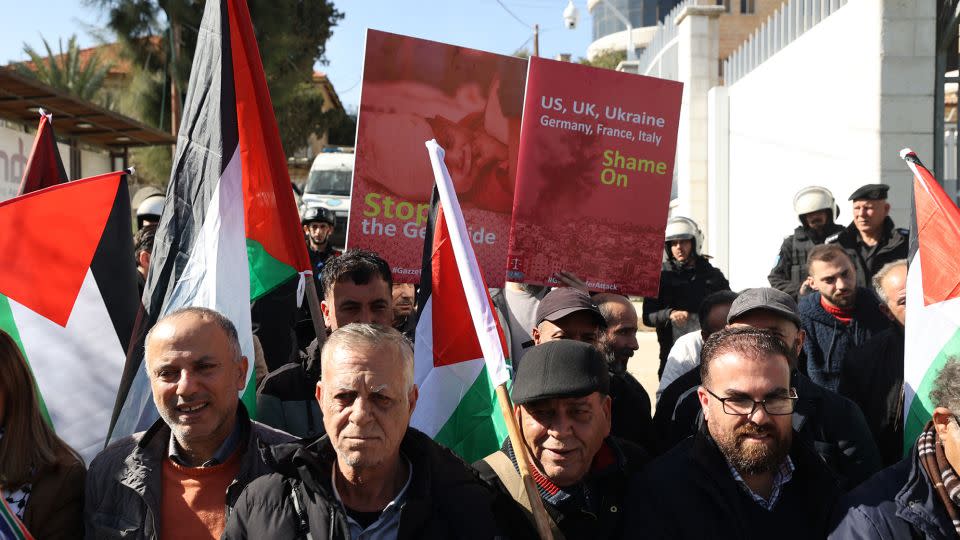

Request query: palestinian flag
[
  {"left": 107, "top": 0, "right": 311, "bottom": 440},
  {"left": 901, "top": 149, "right": 960, "bottom": 450},
  {"left": 18, "top": 109, "right": 68, "bottom": 195},
  {"left": 0, "top": 497, "right": 34, "bottom": 540},
  {"left": 0, "top": 171, "right": 138, "bottom": 463},
  {"left": 411, "top": 139, "right": 512, "bottom": 463}
]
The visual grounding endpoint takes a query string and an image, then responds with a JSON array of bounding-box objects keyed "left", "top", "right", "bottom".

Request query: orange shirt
[{"left": 160, "top": 449, "right": 241, "bottom": 540}]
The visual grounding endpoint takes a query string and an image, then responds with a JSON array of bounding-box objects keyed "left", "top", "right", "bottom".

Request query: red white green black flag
[
  {"left": 901, "top": 148, "right": 960, "bottom": 450},
  {"left": 107, "top": 0, "right": 311, "bottom": 441}
]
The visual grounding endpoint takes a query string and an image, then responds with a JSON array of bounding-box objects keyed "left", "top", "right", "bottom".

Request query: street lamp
[{"left": 564, "top": 0, "right": 637, "bottom": 62}]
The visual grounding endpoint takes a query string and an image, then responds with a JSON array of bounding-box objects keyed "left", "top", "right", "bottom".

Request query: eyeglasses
[{"left": 703, "top": 387, "right": 799, "bottom": 416}]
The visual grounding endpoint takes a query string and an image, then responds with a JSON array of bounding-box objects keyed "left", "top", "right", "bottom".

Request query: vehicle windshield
[{"left": 305, "top": 168, "right": 352, "bottom": 197}]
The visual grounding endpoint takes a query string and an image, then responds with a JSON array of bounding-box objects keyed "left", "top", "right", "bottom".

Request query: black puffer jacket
[
  {"left": 642, "top": 256, "right": 729, "bottom": 371},
  {"left": 224, "top": 428, "right": 533, "bottom": 539},
  {"left": 625, "top": 423, "right": 840, "bottom": 540},
  {"left": 838, "top": 326, "right": 905, "bottom": 466},
  {"left": 798, "top": 290, "right": 890, "bottom": 392}
]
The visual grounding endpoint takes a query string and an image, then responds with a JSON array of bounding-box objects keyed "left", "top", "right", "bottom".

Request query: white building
[{"left": 608, "top": 0, "right": 934, "bottom": 291}]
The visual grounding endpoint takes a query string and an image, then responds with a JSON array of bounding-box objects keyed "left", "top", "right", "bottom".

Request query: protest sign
[
  {"left": 348, "top": 30, "right": 526, "bottom": 286},
  {"left": 507, "top": 56, "right": 682, "bottom": 296}
]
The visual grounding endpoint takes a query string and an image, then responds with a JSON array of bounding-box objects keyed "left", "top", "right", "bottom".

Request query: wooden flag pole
[
  {"left": 495, "top": 384, "right": 555, "bottom": 540},
  {"left": 303, "top": 274, "right": 327, "bottom": 348}
]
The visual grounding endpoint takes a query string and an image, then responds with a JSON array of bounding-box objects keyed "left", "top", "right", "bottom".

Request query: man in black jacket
[
  {"left": 825, "top": 183, "right": 908, "bottom": 288},
  {"left": 838, "top": 259, "right": 907, "bottom": 466},
  {"left": 594, "top": 292, "right": 656, "bottom": 454},
  {"left": 800, "top": 244, "right": 890, "bottom": 392},
  {"left": 653, "top": 287, "right": 881, "bottom": 488},
  {"left": 226, "top": 324, "right": 531, "bottom": 539},
  {"left": 475, "top": 340, "right": 647, "bottom": 539},
  {"left": 769, "top": 186, "right": 845, "bottom": 300},
  {"left": 85, "top": 308, "right": 294, "bottom": 540},
  {"left": 257, "top": 249, "right": 393, "bottom": 438},
  {"left": 627, "top": 327, "right": 840, "bottom": 539},
  {"left": 831, "top": 359, "right": 960, "bottom": 539},
  {"left": 532, "top": 288, "right": 655, "bottom": 453},
  {"left": 643, "top": 216, "right": 730, "bottom": 377}
]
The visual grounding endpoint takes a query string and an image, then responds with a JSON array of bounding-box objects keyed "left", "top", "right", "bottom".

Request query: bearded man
[
  {"left": 798, "top": 244, "right": 890, "bottom": 392},
  {"left": 622, "top": 327, "right": 840, "bottom": 540}
]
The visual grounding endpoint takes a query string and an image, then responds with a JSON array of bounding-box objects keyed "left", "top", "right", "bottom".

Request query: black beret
[
  {"left": 849, "top": 183, "right": 890, "bottom": 201},
  {"left": 511, "top": 340, "right": 610, "bottom": 405},
  {"left": 535, "top": 287, "right": 605, "bottom": 327}
]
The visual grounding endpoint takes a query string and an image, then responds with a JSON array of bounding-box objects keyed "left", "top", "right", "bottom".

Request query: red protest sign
[
  {"left": 507, "top": 57, "right": 682, "bottom": 296},
  {"left": 347, "top": 30, "right": 526, "bottom": 286}
]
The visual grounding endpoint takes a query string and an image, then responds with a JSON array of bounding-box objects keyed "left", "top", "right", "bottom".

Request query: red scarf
[{"left": 820, "top": 296, "right": 853, "bottom": 325}]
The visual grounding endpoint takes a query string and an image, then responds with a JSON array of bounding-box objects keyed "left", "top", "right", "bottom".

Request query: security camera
[{"left": 563, "top": 0, "right": 579, "bottom": 30}]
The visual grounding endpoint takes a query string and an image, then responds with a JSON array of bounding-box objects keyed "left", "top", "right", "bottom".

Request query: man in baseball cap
[
  {"left": 825, "top": 182, "right": 908, "bottom": 287},
  {"left": 531, "top": 287, "right": 606, "bottom": 347},
  {"left": 655, "top": 287, "right": 881, "bottom": 489},
  {"left": 473, "top": 340, "right": 646, "bottom": 539}
]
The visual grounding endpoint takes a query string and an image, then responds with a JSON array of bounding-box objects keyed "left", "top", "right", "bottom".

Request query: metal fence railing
[
  {"left": 723, "top": 0, "right": 848, "bottom": 85},
  {"left": 635, "top": 0, "right": 691, "bottom": 79}
]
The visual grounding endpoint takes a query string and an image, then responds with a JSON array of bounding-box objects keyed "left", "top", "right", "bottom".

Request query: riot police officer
[
  {"left": 642, "top": 216, "right": 730, "bottom": 378},
  {"left": 301, "top": 204, "right": 341, "bottom": 285},
  {"left": 768, "top": 186, "right": 844, "bottom": 300}
]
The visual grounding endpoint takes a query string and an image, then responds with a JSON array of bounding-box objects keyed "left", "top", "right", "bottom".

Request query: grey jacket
[{"left": 83, "top": 403, "right": 292, "bottom": 539}]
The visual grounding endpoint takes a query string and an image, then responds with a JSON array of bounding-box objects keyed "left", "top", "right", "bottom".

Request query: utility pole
[{"left": 533, "top": 24, "right": 539, "bottom": 57}]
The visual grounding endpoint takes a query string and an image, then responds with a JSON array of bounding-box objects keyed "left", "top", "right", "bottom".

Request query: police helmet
[
  {"left": 793, "top": 186, "right": 838, "bottom": 221},
  {"left": 664, "top": 216, "right": 703, "bottom": 256},
  {"left": 300, "top": 205, "right": 335, "bottom": 226},
  {"left": 136, "top": 194, "right": 164, "bottom": 229}
]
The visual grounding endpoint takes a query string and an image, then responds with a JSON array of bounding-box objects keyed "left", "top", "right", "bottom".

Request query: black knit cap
[
  {"left": 511, "top": 340, "right": 610, "bottom": 405},
  {"left": 848, "top": 183, "right": 890, "bottom": 201}
]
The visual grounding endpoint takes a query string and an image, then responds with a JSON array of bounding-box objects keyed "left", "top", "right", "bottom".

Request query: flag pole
[
  {"left": 495, "top": 384, "right": 555, "bottom": 540},
  {"left": 303, "top": 274, "right": 326, "bottom": 348}
]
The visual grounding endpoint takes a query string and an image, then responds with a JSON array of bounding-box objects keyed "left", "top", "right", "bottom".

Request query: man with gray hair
[
  {"left": 85, "top": 307, "right": 293, "bottom": 540},
  {"left": 839, "top": 259, "right": 908, "bottom": 465},
  {"left": 832, "top": 358, "right": 960, "bottom": 538},
  {"left": 225, "top": 324, "right": 533, "bottom": 539}
]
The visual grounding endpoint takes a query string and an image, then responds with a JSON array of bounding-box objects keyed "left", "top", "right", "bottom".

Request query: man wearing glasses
[{"left": 624, "top": 327, "right": 840, "bottom": 539}]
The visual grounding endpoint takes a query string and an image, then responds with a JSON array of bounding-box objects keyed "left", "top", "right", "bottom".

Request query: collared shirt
[
  {"left": 168, "top": 416, "right": 242, "bottom": 467},
  {"left": 726, "top": 456, "right": 795, "bottom": 511},
  {"left": 331, "top": 456, "right": 413, "bottom": 540}
]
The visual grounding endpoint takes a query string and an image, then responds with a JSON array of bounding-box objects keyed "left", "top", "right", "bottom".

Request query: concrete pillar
[
  {"left": 877, "top": 0, "right": 935, "bottom": 220},
  {"left": 707, "top": 85, "right": 729, "bottom": 275},
  {"left": 673, "top": 5, "right": 724, "bottom": 240}
]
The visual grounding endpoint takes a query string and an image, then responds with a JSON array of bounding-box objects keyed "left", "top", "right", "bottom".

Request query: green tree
[
  {"left": 85, "top": 0, "right": 343, "bottom": 185},
  {"left": 15, "top": 35, "right": 114, "bottom": 104},
  {"left": 579, "top": 48, "right": 627, "bottom": 70}
]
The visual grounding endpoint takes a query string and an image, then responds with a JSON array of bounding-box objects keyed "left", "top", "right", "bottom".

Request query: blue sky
[{"left": 0, "top": 0, "right": 596, "bottom": 112}]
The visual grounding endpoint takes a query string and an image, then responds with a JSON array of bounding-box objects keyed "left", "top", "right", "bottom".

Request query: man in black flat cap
[
  {"left": 533, "top": 288, "right": 655, "bottom": 453},
  {"left": 473, "top": 340, "right": 647, "bottom": 540},
  {"left": 825, "top": 183, "right": 908, "bottom": 287}
]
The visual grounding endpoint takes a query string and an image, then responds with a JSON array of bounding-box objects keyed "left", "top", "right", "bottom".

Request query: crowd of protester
[{"left": 2, "top": 182, "right": 952, "bottom": 540}]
